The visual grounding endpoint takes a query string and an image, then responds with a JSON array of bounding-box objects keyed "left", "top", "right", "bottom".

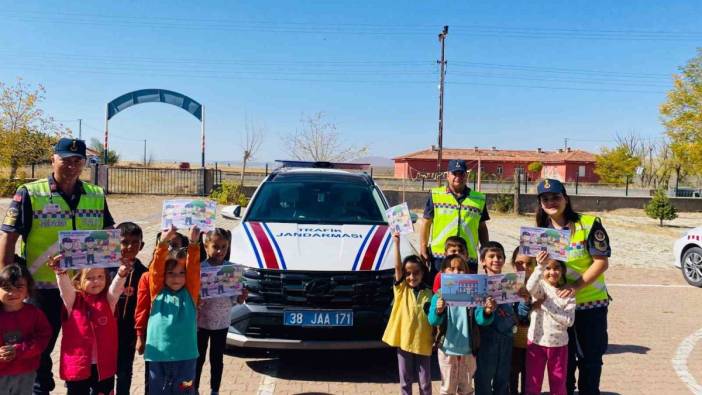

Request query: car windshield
[{"left": 245, "top": 181, "right": 387, "bottom": 224}]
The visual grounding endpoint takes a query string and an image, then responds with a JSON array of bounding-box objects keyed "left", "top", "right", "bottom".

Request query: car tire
[{"left": 681, "top": 246, "right": 702, "bottom": 287}]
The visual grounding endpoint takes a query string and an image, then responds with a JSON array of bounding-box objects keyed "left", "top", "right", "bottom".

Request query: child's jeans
[
  {"left": 437, "top": 349, "right": 476, "bottom": 395},
  {"left": 526, "top": 342, "right": 568, "bottom": 395},
  {"left": 397, "top": 348, "right": 432, "bottom": 395},
  {"left": 148, "top": 359, "right": 197, "bottom": 395},
  {"left": 0, "top": 371, "right": 36, "bottom": 395},
  {"left": 475, "top": 332, "right": 512, "bottom": 395}
]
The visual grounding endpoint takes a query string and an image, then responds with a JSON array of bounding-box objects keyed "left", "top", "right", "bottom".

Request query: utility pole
[
  {"left": 143, "top": 139, "right": 147, "bottom": 166},
  {"left": 78, "top": 119, "right": 82, "bottom": 139},
  {"left": 564, "top": 137, "right": 568, "bottom": 150},
  {"left": 436, "top": 25, "right": 448, "bottom": 186}
]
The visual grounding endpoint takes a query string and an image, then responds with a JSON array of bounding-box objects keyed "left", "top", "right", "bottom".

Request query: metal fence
[{"left": 96, "top": 166, "right": 222, "bottom": 195}]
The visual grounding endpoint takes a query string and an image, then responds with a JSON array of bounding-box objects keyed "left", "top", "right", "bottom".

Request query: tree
[
  {"left": 284, "top": 112, "right": 367, "bottom": 162},
  {"left": 0, "top": 79, "right": 64, "bottom": 178},
  {"left": 239, "top": 117, "right": 264, "bottom": 187},
  {"left": 527, "top": 161, "right": 543, "bottom": 174},
  {"left": 90, "top": 138, "right": 120, "bottom": 165},
  {"left": 594, "top": 145, "right": 641, "bottom": 184},
  {"left": 645, "top": 189, "right": 678, "bottom": 226},
  {"left": 660, "top": 49, "right": 702, "bottom": 177}
]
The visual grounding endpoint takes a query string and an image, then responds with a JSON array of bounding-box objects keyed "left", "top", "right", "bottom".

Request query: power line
[{"left": 2, "top": 11, "right": 702, "bottom": 40}]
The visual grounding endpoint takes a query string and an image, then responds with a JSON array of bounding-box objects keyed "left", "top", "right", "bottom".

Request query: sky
[{"left": 1, "top": 1, "right": 701, "bottom": 165}]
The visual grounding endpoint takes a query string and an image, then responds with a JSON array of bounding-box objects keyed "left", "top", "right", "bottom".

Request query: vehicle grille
[{"left": 243, "top": 268, "right": 395, "bottom": 309}]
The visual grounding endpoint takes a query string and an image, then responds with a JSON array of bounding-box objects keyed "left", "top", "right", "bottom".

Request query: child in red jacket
[
  {"left": 49, "top": 255, "right": 132, "bottom": 394},
  {"left": 0, "top": 264, "right": 52, "bottom": 395}
]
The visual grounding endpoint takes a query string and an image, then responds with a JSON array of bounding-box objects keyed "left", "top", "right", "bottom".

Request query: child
[
  {"left": 135, "top": 231, "right": 189, "bottom": 395},
  {"left": 0, "top": 264, "right": 52, "bottom": 395},
  {"left": 382, "top": 232, "right": 433, "bottom": 395},
  {"left": 112, "top": 222, "right": 147, "bottom": 395},
  {"left": 428, "top": 254, "right": 485, "bottom": 395},
  {"left": 510, "top": 247, "right": 536, "bottom": 395},
  {"left": 49, "top": 253, "right": 131, "bottom": 394},
  {"left": 474, "top": 241, "right": 517, "bottom": 395},
  {"left": 145, "top": 225, "right": 201, "bottom": 395},
  {"left": 195, "top": 228, "right": 248, "bottom": 395},
  {"left": 525, "top": 251, "right": 575, "bottom": 395},
  {"left": 433, "top": 236, "right": 468, "bottom": 293}
]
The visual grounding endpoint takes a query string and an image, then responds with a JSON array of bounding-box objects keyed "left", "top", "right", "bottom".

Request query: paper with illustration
[
  {"left": 161, "top": 199, "right": 216, "bottom": 231},
  {"left": 441, "top": 272, "right": 525, "bottom": 307},
  {"left": 59, "top": 230, "right": 122, "bottom": 269},
  {"left": 519, "top": 226, "right": 570, "bottom": 261},
  {"left": 385, "top": 203, "right": 413, "bottom": 234},
  {"left": 200, "top": 264, "right": 244, "bottom": 299}
]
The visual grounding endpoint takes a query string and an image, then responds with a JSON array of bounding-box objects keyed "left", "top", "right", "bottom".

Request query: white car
[
  {"left": 673, "top": 226, "right": 702, "bottom": 287},
  {"left": 225, "top": 161, "right": 417, "bottom": 349}
]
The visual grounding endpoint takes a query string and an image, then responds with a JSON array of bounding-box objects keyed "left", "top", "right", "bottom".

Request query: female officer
[{"left": 535, "top": 178, "right": 611, "bottom": 395}]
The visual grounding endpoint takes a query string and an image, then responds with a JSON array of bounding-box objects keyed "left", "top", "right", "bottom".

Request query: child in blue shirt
[
  {"left": 428, "top": 254, "right": 487, "bottom": 395},
  {"left": 475, "top": 241, "right": 517, "bottom": 395}
]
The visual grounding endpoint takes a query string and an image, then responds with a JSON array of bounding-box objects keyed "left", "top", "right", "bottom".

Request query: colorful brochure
[
  {"left": 161, "top": 199, "right": 216, "bottom": 231},
  {"left": 59, "top": 230, "right": 121, "bottom": 269},
  {"left": 519, "top": 226, "right": 571, "bottom": 261},
  {"left": 441, "top": 272, "right": 526, "bottom": 307},
  {"left": 200, "top": 264, "right": 244, "bottom": 299},
  {"left": 385, "top": 202, "right": 413, "bottom": 234}
]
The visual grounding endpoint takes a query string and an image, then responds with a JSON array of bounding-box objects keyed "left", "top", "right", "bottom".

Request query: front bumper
[{"left": 227, "top": 302, "right": 390, "bottom": 350}]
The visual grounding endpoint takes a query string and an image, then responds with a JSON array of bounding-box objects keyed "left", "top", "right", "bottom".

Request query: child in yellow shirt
[{"left": 382, "top": 232, "right": 433, "bottom": 395}]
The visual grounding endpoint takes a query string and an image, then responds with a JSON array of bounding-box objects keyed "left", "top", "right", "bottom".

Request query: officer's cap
[
  {"left": 447, "top": 159, "right": 467, "bottom": 173},
  {"left": 537, "top": 178, "right": 567, "bottom": 195},
  {"left": 54, "top": 138, "right": 86, "bottom": 159}
]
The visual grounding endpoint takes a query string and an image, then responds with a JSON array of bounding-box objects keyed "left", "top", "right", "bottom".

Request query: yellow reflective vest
[
  {"left": 565, "top": 214, "right": 609, "bottom": 307},
  {"left": 429, "top": 187, "right": 486, "bottom": 260},
  {"left": 21, "top": 179, "right": 106, "bottom": 288}
]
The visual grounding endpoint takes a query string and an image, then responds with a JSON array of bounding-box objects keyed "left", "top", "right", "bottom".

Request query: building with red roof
[{"left": 393, "top": 146, "right": 599, "bottom": 183}]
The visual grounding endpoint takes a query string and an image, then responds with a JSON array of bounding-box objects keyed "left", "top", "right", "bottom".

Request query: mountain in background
[{"left": 352, "top": 156, "right": 394, "bottom": 168}]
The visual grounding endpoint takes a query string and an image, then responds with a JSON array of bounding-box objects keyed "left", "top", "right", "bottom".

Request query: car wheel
[{"left": 681, "top": 246, "right": 702, "bottom": 287}]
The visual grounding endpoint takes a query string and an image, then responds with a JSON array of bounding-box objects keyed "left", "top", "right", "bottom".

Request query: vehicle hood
[{"left": 230, "top": 221, "right": 415, "bottom": 271}]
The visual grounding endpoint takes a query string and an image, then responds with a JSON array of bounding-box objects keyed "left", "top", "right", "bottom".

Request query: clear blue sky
[{"left": 1, "top": 1, "right": 700, "bottom": 164}]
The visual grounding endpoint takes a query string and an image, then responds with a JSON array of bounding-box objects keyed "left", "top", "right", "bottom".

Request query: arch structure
[{"left": 104, "top": 89, "right": 206, "bottom": 166}]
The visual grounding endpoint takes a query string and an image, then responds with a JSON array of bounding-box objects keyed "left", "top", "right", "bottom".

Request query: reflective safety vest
[
  {"left": 430, "top": 187, "right": 486, "bottom": 260},
  {"left": 564, "top": 214, "right": 609, "bottom": 306},
  {"left": 21, "top": 179, "right": 105, "bottom": 288}
]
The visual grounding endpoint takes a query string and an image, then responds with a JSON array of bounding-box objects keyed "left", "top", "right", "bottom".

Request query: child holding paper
[
  {"left": 475, "top": 241, "right": 517, "bottom": 395},
  {"left": 144, "top": 225, "right": 201, "bottom": 394},
  {"left": 382, "top": 232, "right": 433, "bottom": 395},
  {"left": 510, "top": 247, "right": 537, "bottom": 395},
  {"left": 195, "top": 228, "right": 248, "bottom": 395},
  {"left": 525, "top": 251, "right": 575, "bottom": 395},
  {"left": 432, "top": 236, "right": 469, "bottom": 292},
  {"left": 428, "top": 254, "right": 486, "bottom": 395},
  {"left": 48, "top": 254, "right": 131, "bottom": 394}
]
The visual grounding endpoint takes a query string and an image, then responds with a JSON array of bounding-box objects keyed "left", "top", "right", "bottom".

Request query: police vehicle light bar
[{"left": 275, "top": 160, "right": 371, "bottom": 170}]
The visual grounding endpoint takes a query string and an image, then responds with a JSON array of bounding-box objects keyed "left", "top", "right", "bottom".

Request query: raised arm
[
  {"left": 107, "top": 270, "right": 128, "bottom": 313},
  {"left": 148, "top": 240, "right": 171, "bottom": 304},
  {"left": 392, "top": 232, "right": 402, "bottom": 282},
  {"left": 185, "top": 242, "right": 201, "bottom": 304}
]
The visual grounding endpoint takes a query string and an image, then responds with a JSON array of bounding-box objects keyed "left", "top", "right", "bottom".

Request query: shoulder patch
[{"left": 593, "top": 229, "right": 606, "bottom": 242}]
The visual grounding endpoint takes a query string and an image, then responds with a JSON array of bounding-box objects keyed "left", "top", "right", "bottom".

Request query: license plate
[{"left": 283, "top": 310, "right": 354, "bottom": 327}]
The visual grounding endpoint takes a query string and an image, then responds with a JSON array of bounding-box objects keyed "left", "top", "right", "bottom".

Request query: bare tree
[
  {"left": 284, "top": 112, "right": 367, "bottom": 162},
  {"left": 240, "top": 117, "right": 265, "bottom": 186}
]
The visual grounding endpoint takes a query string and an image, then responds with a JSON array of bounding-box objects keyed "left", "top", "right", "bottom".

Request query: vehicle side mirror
[
  {"left": 221, "top": 205, "right": 244, "bottom": 220},
  {"left": 410, "top": 212, "right": 418, "bottom": 224}
]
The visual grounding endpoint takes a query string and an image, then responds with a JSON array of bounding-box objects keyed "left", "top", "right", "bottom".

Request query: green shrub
[
  {"left": 0, "top": 178, "right": 23, "bottom": 197},
  {"left": 491, "top": 193, "right": 514, "bottom": 213},
  {"left": 210, "top": 181, "right": 249, "bottom": 206},
  {"left": 645, "top": 189, "right": 677, "bottom": 226}
]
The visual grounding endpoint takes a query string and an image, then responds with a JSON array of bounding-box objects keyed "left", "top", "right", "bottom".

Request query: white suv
[{"left": 226, "top": 161, "right": 416, "bottom": 349}]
